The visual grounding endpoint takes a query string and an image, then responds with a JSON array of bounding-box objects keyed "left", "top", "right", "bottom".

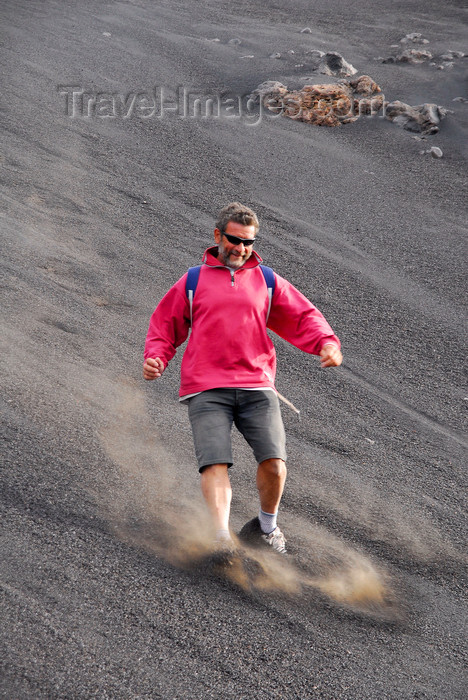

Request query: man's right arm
[
  {"left": 143, "top": 357, "right": 165, "bottom": 380},
  {"left": 143, "top": 277, "right": 190, "bottom": 379}
]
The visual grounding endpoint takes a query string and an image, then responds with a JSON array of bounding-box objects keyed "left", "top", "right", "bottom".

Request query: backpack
[{"left": 185, "top": 264, "right": 276, "bottom": 326}]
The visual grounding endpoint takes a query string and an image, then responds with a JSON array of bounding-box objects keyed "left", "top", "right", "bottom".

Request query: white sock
[
  {"left": 216, "top": 529, "right": 231, "bottom": 542},
  {"left": 259, "top": 509, "right": 277, "bottom": 534}
]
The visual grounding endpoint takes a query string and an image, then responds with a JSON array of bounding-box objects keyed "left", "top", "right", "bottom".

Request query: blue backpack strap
[
  {"left": 185, "top": 266, "right": 201, "bottom": 326},
  {"left": 259, "top": 265, "right": 276, "bottom": 321},
  {"left": 186, "top": 264, "right": 275, "bottom": 325}
]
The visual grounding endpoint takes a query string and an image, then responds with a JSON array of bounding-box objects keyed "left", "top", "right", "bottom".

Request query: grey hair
[{"left": 215, "top": 202, "right": 259, "bottom": 234}]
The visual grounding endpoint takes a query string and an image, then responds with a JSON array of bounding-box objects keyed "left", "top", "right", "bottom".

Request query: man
[{"left": 143, "top": 202, "right": 342, "bottom": 554}]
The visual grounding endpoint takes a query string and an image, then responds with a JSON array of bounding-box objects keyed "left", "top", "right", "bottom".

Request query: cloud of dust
[
  {"left": 290, "top": 469, "right": 466, "bottom": 566},
  {"left": 99, "top": 379, "right": 216, "bottom": 566},
  {"left": 98, "top": 379, "right": 398, "bottom": 617},
  {"left": 281, "top": 514, "right": 396, "bottom": 612}
]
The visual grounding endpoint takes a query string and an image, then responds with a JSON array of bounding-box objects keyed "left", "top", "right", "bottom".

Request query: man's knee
[
  {"left": 200, "top": 463, "right": 229, "bottom": 478},
  {"left": 258, "top": 458, "right": 286, "bottom": 478}
]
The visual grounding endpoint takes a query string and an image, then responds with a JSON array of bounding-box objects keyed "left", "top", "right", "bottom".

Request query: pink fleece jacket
[{"left": 144, "top": 247, "right": 341, "bottom": 397}]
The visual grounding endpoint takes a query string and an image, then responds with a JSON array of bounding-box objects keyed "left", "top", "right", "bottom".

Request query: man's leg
[
  {"left": 200, "top": 463, "right": 232, "bottom": 538},
  {"left": 187, "top": 390, "right": 236, "bottom": 542},
  {"left": 256, "top": 458, "right": 287, "bottom": 528},
  {"left": 238, "top": 457, "right": 287, "bottom": 552},
  {"left": 235, "top": 391, "right": 288, "bottom": 550}
]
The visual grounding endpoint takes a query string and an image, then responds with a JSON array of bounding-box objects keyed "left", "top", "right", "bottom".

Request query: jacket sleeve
[
  {"left": 144, "top": 275, "right": 191, "bottom": 368},
  {"left": 267, "top": 273, "right": 341, "bottom": 355}
]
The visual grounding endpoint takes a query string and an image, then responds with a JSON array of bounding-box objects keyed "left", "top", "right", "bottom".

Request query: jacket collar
[{"left": 202, "top": 246, "right": 263, "bottom": 268}]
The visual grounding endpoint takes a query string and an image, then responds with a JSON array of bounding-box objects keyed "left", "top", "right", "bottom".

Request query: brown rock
[
  {"left": 396, "top": 48, "right": 432, "bottom": 63},
  {"left": 253, "top": 75, "right": 447, "bottom": 134},
  {"left": 257, "top": 75, "right": 384, "bottom": 126}
]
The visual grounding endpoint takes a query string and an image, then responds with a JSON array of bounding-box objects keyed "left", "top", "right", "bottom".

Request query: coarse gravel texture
[{"left": 1, "top": 1, "right": 467, "bottom": 698}]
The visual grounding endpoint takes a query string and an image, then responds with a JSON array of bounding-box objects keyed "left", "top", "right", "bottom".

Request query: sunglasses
[{"left": 222, "top": 232, "right": 256, "bottom": 246}]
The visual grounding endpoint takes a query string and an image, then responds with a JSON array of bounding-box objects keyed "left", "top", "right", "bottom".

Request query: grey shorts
[{"left": 187, "top": 388, "right": 287, "bottom": 472}]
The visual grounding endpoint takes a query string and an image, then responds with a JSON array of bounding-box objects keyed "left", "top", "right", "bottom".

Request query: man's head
[{"left": 214, "top": 202, "right": 259, "bottom": 269}]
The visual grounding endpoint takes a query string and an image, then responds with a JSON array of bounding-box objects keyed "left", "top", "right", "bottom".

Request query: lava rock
[
  {"left": 318, "top": 51, "right": 357, "bottom": 77},
  {"left": 440, "top": 50, "right": 465, "bottom": 60},
  {"left": 305, "top": 49, "right": 325, "bottom": 57},
  {"left": 400, "top": 32, "right": 429, "bottom": 45},
  {"left": 254, "top": 74, "right": 383, "bottom": 126},
  {"left": 249, "top": 81, "right": 288, "bottom": 102},
  {"left": 385, "top": 101, "right": 448, "bottom": 134},
  {"left": 396, "top": 49, "right": 433, "bottom": 63},
  {"left": 252, "top": 75, "right": 449, "bottom": 135}
]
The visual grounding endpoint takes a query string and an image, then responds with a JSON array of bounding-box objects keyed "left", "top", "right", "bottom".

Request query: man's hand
[
  {"left": 319, "top": 343, "right": 343, "bottom": 368},
  {"left": 143, "top": 357, "right": 165, "bottom": 380}
]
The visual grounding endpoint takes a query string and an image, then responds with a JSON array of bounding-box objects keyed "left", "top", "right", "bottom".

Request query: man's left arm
[
  {"left": 267, "top": 274, "right": 343, "bottom": 367},
  {"left": 319, "top": 343, "right": 343, "bottom": 368}
]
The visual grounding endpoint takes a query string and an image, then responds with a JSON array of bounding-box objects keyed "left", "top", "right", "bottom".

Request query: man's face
[{"left": 214, "top": 221, "right": 257, "bottom": 269}]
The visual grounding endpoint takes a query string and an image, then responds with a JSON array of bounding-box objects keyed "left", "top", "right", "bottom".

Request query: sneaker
[
  {"left": 263, "top": 526, "right": 287, "bottom": 554},
  {"left": 238, "top": 517, "right": 287, "bottom": 554}
]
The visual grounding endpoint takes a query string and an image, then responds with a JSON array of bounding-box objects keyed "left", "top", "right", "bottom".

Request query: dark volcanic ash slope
[{"left": 1, "top": 1, "right": 467, "bottom": 698}]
